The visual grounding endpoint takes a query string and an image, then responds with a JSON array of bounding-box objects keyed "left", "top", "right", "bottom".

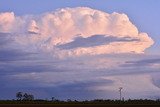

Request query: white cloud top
[
  {"left": 0, "top": 12, "right": 15, "bottom": 32},
  {"left": 0, "top": 7, "right": 154, "bottom": 58}
]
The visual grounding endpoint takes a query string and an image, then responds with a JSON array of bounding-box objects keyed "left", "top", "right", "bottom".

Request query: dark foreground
[
  {"left": 0, "top": 104, "right": 160, "bottom": 107},
  {"left": 0, "top": 100, "right": 160, "bottom": 107}
]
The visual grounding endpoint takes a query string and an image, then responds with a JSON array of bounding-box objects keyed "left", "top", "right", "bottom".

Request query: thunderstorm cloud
[
  {"left": 1, "top": 7, "right": 159, "bottom": 100},
  {"left": 0, "top": 7, "right": 154, "bottom": 58}
]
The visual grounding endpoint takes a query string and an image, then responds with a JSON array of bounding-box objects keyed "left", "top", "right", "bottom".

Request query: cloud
[
  {"left": 126, "top": 58, "right": 160, "bottom": 66},
  {"left": 3, "top": 71, "right": 160, "bottom": 100},
  {"left": 57, "top": 35, "right": 140, "bottom": 49},
  {"left": 122, "top": 57, "right": 160, "bottom": 70},
  {"left": 0, "top": 7, "right": 158, "bottom": 100},
  {"left": 0, "top": 33, "right": 11, "bottom": 46},
  {"left": 100, "top": 74, "right": 160, "bottom": 99},
  {"left": 0, "top": 12, "right": 15, "bottom": 33},
  {"left": 28, "top": 20, "right": 40, "bottom": 34},
  {"left": 0, "top": 33, "right": 37, "bottom": 62},
  {"left": 0, "top": 7, "right": 154, "bottom": 58}
]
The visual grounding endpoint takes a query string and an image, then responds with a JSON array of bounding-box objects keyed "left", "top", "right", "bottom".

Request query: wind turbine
[{"left": 119, "top": 87, "right": 123, "bottom": 101}]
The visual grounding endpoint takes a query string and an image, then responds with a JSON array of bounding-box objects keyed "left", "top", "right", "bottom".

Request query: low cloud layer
[{"left": 0, "top": 7, "right": 154, "bottom": 58}]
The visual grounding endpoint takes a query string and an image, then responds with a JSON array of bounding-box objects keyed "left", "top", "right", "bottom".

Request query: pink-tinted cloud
[
  {"left": 0, "top": 7, "right": 154, "bottom": 58},
  {"left": 0, "top": 12, "right": 15, "bottom": 32}
]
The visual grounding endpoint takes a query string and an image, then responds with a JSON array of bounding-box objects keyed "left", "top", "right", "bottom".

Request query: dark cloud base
[{"left": 58, "top": 35, "right": 139, "bottom": 49}]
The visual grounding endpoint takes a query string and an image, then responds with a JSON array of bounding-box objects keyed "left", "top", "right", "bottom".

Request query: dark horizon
[{"left": 0, "top": 0, "right": 160, "bottom": 100}]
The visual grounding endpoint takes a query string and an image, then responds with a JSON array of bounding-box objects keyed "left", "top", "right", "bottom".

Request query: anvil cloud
[
  {"left": 0, "top": 7, "right": 154, "bottom": 58},
  {"left": 0, "top": 7, "right": 159, "bottom": 100}
]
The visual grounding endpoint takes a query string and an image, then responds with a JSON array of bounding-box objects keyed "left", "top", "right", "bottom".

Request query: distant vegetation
[
  {"left": 16, "top": 92, "right": 34, "bottom": 101},
  {"left": 1, "top": 99, "right": 160, "bottom": 105},
  {"left": 0, "top": 92, "right": 160, "bottom": 105}
]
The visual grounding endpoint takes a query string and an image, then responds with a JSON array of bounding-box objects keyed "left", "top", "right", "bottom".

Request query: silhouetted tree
[
  {"left": 23, "top": 93, "right": 34, "bottom": 100},
  {"left": 51, "top": 97, "right": 55, "bottom": 101},
  {"left": 16, "top": 92, "right": 23, "bottom": 100},
  {"left": 67, "top": 99, "right": 72, "bottom": 102},
  {"left": 28, "top": 94, "right": 34, "bottom": 100},
  {"left": 23, "top": 93, "right": 28, "bottom": 100}
]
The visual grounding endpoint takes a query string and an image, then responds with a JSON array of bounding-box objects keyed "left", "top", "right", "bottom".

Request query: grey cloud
[
  {"left": 57, "top": 35, "right": 139, "bottom": 50},
  {"left": 0, "top": 49, "right": 36, "bottom": 62},
  {"left": 0, "top": 32, "right": 36, "bottom": 62},
  {"left": 0, "top": 32, "right": 60, "bottom": 75},
  {"left": 151, "top": 73, "right": 160, "bottom": 89},
  {"left": 0, "top": 57, "right": 65, "bottom": 75},
  {"left": 0, "top": 33, "right": 13, "bottom": 46},
  {"left": 124, "top": 58, "right": 160, "bottom": 67},
  {"left": 0, "top": 64, "right": 51, "bottom": 75},
  {"left": 28, "top": 31, "right": 40, "bottom": 35},
  {"left": 0, "top": 78, "right": 115, "bottom": 100},
  {"left": 47, "top": 80, "right": 115, "bottom": 100},
  {"left": 152, "top": 78, "right": 160, "bottom": 89}
]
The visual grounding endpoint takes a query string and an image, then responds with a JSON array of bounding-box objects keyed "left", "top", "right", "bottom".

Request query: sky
[{"left": 0, "top": 0, "right": 160, "bottom": 100}]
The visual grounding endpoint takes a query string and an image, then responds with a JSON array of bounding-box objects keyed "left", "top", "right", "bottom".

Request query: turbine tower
[{"left": 119, "top": 87, "right": 123, "bottom": 101}]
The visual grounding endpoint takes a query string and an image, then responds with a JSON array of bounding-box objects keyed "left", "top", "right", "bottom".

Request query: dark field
[
  {"left": 0, "top": 100, "right": 160, "bottom": 107},
  {"left": 0, "top": 104, "right": 160, "bottom": 107}
]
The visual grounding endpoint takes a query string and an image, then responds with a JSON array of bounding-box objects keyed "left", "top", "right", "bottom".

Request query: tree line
[
  {"left": 16, "top": 92, "right": 34, "bottom": 101},
  {"left": 14, "top": 92, "right": 160, "bottom": 105}
]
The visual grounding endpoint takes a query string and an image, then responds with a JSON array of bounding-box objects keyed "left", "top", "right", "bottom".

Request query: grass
[{"left": 0, "top": 99, "right": 160, "bottom": 105}]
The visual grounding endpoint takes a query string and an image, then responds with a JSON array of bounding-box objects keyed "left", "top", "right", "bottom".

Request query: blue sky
[{"left": 0, "top": 0, "right": 160, "bottom": 100}]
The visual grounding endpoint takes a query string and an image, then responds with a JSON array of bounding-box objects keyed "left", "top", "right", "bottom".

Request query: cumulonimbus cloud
[{"left": 0, "top": 7, "right": 154, "bottom": 58}]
